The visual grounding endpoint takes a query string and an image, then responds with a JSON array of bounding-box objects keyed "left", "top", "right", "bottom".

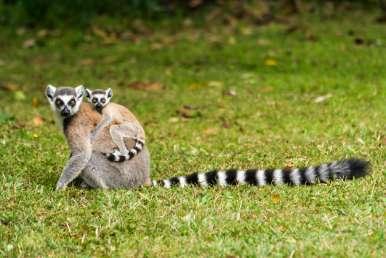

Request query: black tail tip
[{"left": 345, "top": 158, "right": 370, "bottom": 178}]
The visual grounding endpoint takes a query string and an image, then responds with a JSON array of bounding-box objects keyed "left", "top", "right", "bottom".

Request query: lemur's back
[{"left": 103, "top": 102, "right": 145, "bottom": 137}]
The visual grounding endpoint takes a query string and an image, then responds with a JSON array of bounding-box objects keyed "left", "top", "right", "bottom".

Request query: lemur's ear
[
  {"left": 46, "top": 84, "right": 56, "bottom": 101},
  {"left": 75, "top": 85, "right": 84, "bottom": 100},
  {"left": 106, "top": 88, "right": 113, "bottom": 98},
  {"left": 85, "top": 88, "right": 92, "bottom": 100}
]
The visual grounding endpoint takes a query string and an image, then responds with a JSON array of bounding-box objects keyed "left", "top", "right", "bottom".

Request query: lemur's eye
[
  {"left": 68, "top": 98, "right": 76, "bottom": 107},
  {"left": 100, "top": 98, "right": 106, "bottom": 104},
  {"left": 55, "top": 99, "right": 63, "bottom": 107},
  {"left": 92, "top": 98, "right": 97, "bottom": 103}
]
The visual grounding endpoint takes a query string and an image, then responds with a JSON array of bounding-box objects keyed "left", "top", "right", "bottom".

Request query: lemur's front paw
[{"left": 55, "top": 182, "right": 67, "bottom": 191}]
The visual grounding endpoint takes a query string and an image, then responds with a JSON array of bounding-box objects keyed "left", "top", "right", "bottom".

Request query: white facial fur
[
  {"left": 85, "top": 88, "right": 113, "bottom": 111},
  {"left": 45, "top": 85, "right": 84, "bottom": 118}
]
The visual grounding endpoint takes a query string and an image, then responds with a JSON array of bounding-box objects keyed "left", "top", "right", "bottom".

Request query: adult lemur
[
  {"left": 46, "top": 85, "right": 370, "bottom": 190},
  {"left": 46, "top": 85, "right": 151, "bottom": 190}
]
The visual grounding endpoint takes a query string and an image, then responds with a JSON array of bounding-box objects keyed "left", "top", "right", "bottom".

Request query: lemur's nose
[
  {"left": 96, "top": 103, "right": 102, "bottom": 109},
  {"left": 61, "top": 108, "right": 70, "bottom": 117}
]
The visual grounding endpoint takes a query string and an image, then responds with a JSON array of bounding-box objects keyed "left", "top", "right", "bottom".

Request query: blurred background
[{"left": 0, "top": 0, "right": 385, "bottom": 28}]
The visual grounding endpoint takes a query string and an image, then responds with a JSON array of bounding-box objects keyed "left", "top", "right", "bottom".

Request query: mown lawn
[{"left": 0, "top": 9, "right": 385, "bottom": 257}]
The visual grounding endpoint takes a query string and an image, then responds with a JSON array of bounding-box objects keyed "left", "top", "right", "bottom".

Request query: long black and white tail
[
  {"left": 151, "top": 158, "right": 370, "bottom": 188},
  {"left": 104, "top": 139, "right": 145, "bottom": 162}
]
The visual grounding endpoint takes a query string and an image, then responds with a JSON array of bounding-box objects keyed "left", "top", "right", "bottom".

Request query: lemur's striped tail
[
  {"left": 104, "top": 139, "right": 145, "bottom": 162},
  {"left": 152, "top": 158, "right": 370, "bottom": 188}
]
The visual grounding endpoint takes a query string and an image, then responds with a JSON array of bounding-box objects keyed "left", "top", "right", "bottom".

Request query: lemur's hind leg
[{"left": 109, "top": 123, "right": 144, "bottom": 156}]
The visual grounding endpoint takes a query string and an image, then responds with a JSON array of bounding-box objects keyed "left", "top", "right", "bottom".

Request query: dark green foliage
[{"left": 0, "top": 0, "right": 166, "bottom": 27}]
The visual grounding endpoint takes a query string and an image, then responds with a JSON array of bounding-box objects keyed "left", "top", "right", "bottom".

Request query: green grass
[{"left": 0, "top": 10, "right": 385, "bottom": 257}]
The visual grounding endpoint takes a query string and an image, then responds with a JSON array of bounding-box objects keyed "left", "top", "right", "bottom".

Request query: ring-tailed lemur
[
  {"left": 46, "top": 85, "right": 151, "bottom": 190},
  {"left": 46, "top": 85, "right": 370, "bottom": 190},
  {"left": 84, "top": 88, "right": 145, "bottom": 162}
]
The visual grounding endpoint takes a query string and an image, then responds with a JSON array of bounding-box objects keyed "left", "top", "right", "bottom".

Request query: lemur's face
[
  {"left": 85, "top": 88, "right": 112, "bottom": 111},
  {"left": 45, "top": 85, "right": 84, "bottom": 118}
]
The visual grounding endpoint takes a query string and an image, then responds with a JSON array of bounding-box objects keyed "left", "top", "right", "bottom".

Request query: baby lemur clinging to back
[{"left": 85, "top": 88, "right": 145, "bottom": 162}]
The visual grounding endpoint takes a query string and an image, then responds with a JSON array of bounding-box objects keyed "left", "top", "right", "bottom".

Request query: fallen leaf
[
  {"left": 80, "top": 58, "right": 95, "bottom": 66},
  {"left": 271, "top": 193, "right": 281, "bottom": 204},
  {"left": 91, "top": 26, "right": 118, "bottom": 44},
  {"left": 32, "top": 97, "right": 40, "bottom": 107},
  {"left": 189, "top": 0, "right": 203, "bottom": 8},
  {"left": 23, "top": 38, "right": 36, "bottom": 48},
  {"left": 127, "top": 81, "right": 164, "bottom": 91},
  {"left": 257, "top": 38, "right": 270, "bottom": 46},
  {"left": 224, "top": 89, "right": 237, "bottom": 96},
  {"left": 381, "top": 135, "right": 386, "bottom": 145},
  {"left": 203, "top": 127, "right": 219, "bottom": 136},
  {"left": 16, "top": 27, "right": 26, "bottom": 36},
  {"left": 0, "top": 82, "right": 19, "bottom": 91},
  {"left": 264, "top": 58, "right": 278, "bottom": 66},
  {"left": 259, "top": 86, "right": 273, "bottom": 93},
  {"left": 177, "top": 106, "right": 201, "bottom": 119},
  {"left": 32, "top": 116, "right": 44, "bottom": 127},
  {"left": 314, "top": 94, "right": 332, "bottom": 103},
  {"left": 168, "top": 117, "right": 179, "bottom": 123},
  {"left": 37, "top": 29, "right": 48, "bottom": 38},
  {"left": 241, "top": 27, "right": 253, "bottom": 35}
]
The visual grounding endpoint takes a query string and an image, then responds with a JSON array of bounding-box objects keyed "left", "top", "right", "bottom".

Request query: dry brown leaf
[
  {"left": 80, "top": 58, "right": 95, "bottom": 66},
  {"left": 127, "top": 81, "right": 164, "bottom": 91},
  {"left": 203, "top": 127, "right": 219, "bottom": 136},
  {"left": 37, "top": 29, "right": 48, "bottom": 38},
  {"left": 32, "top": 116, "right": 44, "bottom": 127},
  {"left": 381, "top": 135, "right": 386, "bottom": 145},
  {"left": 259, "top": 86, "right": 273, "bottom": 93},
  {"left": 23, "top": 38, "right": 36, "bottom": 48},
  {"left": 0, "top": 82, "right": 19, "bottom": 92},
  {"left": 189, "top": 0, "right": 203, "bottom": 8},
  {"left": 224, "top": 89, "right": 237, "bottom": 96},
  {"left": 257, "top": 38, "right": 270, "bottom": 46},
  {"left": 177, "top": 106, "right": 200, "bottom": 119},
  {"left": 91, "top": 26, "right": 118, "bottom": 44},
  {"left": 32, "top": 97, "right": 40, "bottom": 108}
]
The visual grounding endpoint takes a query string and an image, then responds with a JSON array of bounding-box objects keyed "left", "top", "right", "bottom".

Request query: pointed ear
[
  {"left": 106, "top": 88, "right": 113, "bottom": 98},
  {"left": 85, "top": 88, "right": 92, "bottom": 100},
  {"left": 75, "top": 85, "right": 84, "bottom": 100},
  {"left": 46, "top": 84, "right": 56, "bottom": 101}
]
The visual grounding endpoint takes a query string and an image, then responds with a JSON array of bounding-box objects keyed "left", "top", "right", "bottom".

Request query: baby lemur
[
  {"left": 46, "top": 85, "right": 370, "bottom": 190},
  {"left": 85, "top": 88, "right": 145, "bottom": 162},
  {"left": 46, "top": 85, "right": 151, "bottom": 190}
]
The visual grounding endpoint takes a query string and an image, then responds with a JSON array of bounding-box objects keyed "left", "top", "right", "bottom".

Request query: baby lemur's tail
[
  {"left": 104, "top": 139, "right": 145, "bottom": 162},
  {"left": 151, "top": 158, "right": 369, "bottom": 188}
]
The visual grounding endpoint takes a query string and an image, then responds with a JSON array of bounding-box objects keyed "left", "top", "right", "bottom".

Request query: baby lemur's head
[
  {"left": 45, "top": 85, "right": 84, "bottom": 118},
  {"left": 85, "top": 88, "right": 113, "bottom": 112}
]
